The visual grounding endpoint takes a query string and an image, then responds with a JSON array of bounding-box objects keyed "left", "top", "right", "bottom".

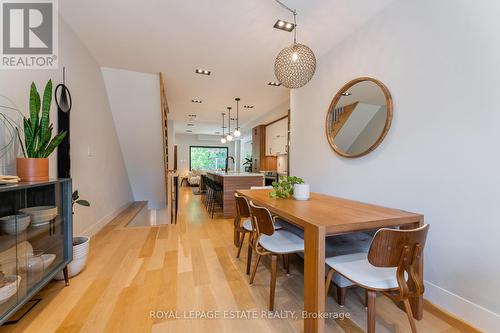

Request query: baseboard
[
  {"left": 424, "top": 280, "right": 499, "bottom": 332},
  {"left": 80, "top": 201, "right": 133, "bottom": 237}
]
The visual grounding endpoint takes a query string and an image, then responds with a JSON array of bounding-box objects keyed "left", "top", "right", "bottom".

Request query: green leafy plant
[
  {"left": 243, "top": 157, "right": 253, "bottom": 172},
  {"left": 72, "top": 190, "right": 90, "bottom": 215},
  {"left": 269, "top": 175, "right": 304, "bottom": 198},
  {"left": 19, "top": 80, "right": 67, "bottom": 158}
]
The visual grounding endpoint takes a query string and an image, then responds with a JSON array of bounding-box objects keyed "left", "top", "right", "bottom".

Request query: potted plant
[
  {"left": 16, "top": 80, "right": 67, "bottom": 182},
  {"left": 243, "top": 156, "right": 253, "bottom": 172},
  {"left": 55, "top": 190, "right": 91, "bottom": 280},
  {"left": 270, "top": 176, "right": 307, "bottom": 199}
]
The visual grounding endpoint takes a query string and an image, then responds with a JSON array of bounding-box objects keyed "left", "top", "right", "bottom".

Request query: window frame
[{"left": 189, "top": 145, "right": 229, "bottom": 171}]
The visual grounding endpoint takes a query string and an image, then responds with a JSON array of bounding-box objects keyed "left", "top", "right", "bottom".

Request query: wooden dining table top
[{"left": 236, "top": 189, "right": 423, "bottom": 234}]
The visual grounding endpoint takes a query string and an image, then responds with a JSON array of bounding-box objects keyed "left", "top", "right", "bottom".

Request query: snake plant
[{"left": 19, "top": 80, "right": 67, "bottom": 158}]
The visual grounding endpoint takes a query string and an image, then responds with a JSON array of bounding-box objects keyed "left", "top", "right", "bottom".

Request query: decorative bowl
[
  {"left": 0, "top": 214, "right": 31, "bottom": 234},
  {"left": 0, "top": 275, "right": 20, "bottom": 304},
  {"left": 19, "top": 206, "right": 57, "bottom": 226}
]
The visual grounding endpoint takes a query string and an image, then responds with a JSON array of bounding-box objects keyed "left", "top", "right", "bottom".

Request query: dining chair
[
  {"left": 325, "top": 224, "right": 430, "bottom": 333},
  {"left": 248, "top": 201, "right": 304, "bottom": 311},
  {"left": 234, "top": 193, "right": 284, "bottom": 275}
]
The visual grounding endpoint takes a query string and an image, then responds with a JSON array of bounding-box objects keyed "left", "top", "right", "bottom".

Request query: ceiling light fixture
[
  {"left": 244, "top": 105, "right": 254, "bottom": 109},
  {"left": 273, "top": 0, "right": 316, "bottom": 89},
  {"left": 187, "top": 123, "right": 195, "bottom": 126},
  {"left": 186, "top": 130, "right": 193, "bottom": 133},
  {"left": 226, "top": 107, "right": 233, "bottom": 141},
  {"left": 233, "top": 98, "right": 241, "bottom": 138},
  {"left": 188, "top": 114, "right": 197, "bottom": 117},
  {"left": 268, "top": 81, "right": 282, "bottom": 87},
  {"left": 220, "top": 113, "right": 227, "bottom": 143},
  {"left": 191, "top": 99, "right": 202, "bottom": 103},
  {"left": 195, "top": 69, "right": 211, "bottom": 75},
  {"left": 342, "top": 92, "right": 352, "bottom": 96},
  {"left": 273, "top": 19, "right": 295, "bottom": 32}
]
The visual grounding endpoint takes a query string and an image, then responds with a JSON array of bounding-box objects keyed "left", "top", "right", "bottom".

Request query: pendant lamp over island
[
  {"left": 226, "top": 107, "right": 233, "bottom": 142},
  {"left": 273, "top": 0, "right": 316, "bottom": 89},
  {"left": 220, "top": 113, "right": 227, "bottom": 144},
  {"left": 233, "top": 98, "right": 241, "bottom": 138}
]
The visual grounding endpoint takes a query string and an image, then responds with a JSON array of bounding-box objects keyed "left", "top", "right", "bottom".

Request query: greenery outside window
[{"left": 189, "top": 146, "right": 228, "bottom": 171}]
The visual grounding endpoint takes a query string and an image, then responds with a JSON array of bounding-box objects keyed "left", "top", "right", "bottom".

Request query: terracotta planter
[{"left": 16, "top": 158, "right": 49, "bottom": 182}]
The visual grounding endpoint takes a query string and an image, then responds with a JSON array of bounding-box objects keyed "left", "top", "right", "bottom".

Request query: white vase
[
  {"left": 54, "top": 236, "right": 90, "bottom": 280},
  {"left": 293, "top": 183, "right": 310, "bottom": 201}
]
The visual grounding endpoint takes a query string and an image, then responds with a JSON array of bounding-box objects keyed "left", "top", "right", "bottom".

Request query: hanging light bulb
[
  {"left": 226, "top": 106, "right": 233, "bottom": 141},
  {"left": 220, "top": 112, "right": 227, "bottom": 143},
  {"left": 234, "top": 97, "right": 241, "bottom": 137},
  {"left": 274, "top": 0, "right": 316, "bottom": 89}
]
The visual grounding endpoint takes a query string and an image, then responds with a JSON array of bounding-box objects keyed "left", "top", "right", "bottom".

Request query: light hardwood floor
[{"left": 0, "top": 188, "right": 476, "bottom": 333}]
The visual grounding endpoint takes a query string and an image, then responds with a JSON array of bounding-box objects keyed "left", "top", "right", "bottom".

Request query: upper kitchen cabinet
[{"left": 265, "top": 117, "right": 288, "bottom": 156}]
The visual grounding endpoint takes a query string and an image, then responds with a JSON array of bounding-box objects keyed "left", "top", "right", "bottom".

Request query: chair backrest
[
  {"left": 368, "top": 224, "right": 430, "bottom": 298},
  {"left": 234, "top": 193, "right": 250, "bottom": 219},
  {"left": 249, "top": 201, "right": 275, "bottom": 236},
  {"left": 250, "top": 186, "right": 273, "bottom": 190}
]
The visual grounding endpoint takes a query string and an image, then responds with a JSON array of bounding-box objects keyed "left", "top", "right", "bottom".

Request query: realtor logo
[{"left": 1, "top": 0, "right": 58, "bottom": 69}]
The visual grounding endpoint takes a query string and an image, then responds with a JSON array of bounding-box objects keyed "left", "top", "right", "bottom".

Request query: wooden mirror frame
[{"left": 325, "top": 77, "right": 393, "bottom": 158}]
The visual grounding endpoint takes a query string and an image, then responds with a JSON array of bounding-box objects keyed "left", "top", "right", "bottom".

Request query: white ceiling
[{"left": 60, "top": 0, "right": 397, "bottom": 135}]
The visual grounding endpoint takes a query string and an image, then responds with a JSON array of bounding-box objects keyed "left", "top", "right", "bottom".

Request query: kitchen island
[{"left": 206, "top": 171, "right": 264, "bottom": 218}]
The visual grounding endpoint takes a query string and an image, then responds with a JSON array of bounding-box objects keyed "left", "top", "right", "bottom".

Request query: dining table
[{"left": 236, "top": 189, "right": 424, "bottom": 333}]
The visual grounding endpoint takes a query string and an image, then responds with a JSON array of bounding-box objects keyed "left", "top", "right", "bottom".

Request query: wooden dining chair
[
  {"left": 325, "top": 224, "right": 430, "bottom": 333},
  {"left": 234, "top": 193, "right": 255, "bottom": 275},
  {"left": 248, "top": 201, "right": 304, "bottom": 311}
]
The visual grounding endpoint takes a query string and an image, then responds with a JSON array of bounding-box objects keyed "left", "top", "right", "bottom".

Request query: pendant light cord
[{"left": 274, "top": 0, "right": 297, "bottom": 43}]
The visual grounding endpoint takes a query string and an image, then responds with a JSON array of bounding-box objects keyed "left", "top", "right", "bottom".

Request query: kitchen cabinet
[
  {"left": 252, "top": 125, "right": 277, "bottom": 172},
  {"left": 265, "top": 117, "right": 288, "bottom": 156}
]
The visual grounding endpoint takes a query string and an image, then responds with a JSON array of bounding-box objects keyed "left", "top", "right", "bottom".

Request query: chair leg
[
  {"left": 269, "top": 254, "right": 277, "bottom": 311},
  {"left": 284, "top": 254, "right": 290, "bottom": 275},
  {"left": 325, "top": 269, "right": 334, "bottom": 295},
  {"left": 366, "top": 290, "right": 376, "bottom": 333},
  {"left": 249, "top": 254, "right": 262, "bottom": 284},
  {"left": 246, "top": 234, "right": 253, "bottom": 275},
  {"left": 236, "top": 231, "right": 246, "bottom": 258},
  {"left": 403, "top": 299, "right": 418, "bottom": 333},
  {"left": 365, "top": 289, "right": 369, "bottom": 308},
  {"left": 337, "top": 286, "right": 346, "bottom": 307}
]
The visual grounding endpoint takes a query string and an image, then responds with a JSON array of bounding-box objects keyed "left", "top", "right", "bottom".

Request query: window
[{"left": 189, "top": 146, "right": 228, "bottom": 171}]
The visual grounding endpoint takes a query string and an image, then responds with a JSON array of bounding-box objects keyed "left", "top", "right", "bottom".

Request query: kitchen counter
[
  {"left": 206, "top": 171, "right": 264, "bottom": 218},
  {"left": 208, "top": 171, "right": 264, "bottom": 178}
]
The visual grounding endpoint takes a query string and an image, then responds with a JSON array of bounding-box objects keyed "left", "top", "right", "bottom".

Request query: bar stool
[{"left": 248, "top": 201, "right": 304, "bottom": 311}]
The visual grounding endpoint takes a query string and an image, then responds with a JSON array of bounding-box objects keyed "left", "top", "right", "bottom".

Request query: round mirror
[{"left": 325, "top": 77, "right": 393, "bottom": 158}]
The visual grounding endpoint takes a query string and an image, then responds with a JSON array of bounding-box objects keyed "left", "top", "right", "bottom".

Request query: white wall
[
  {"left": 240, "top": 100, "right": 289, "bottom": 138},
  {"left": 175, "top": 133, "right": 236, "bottom": 176},
  {"left": 290, "top": 0, "right": 500, "bottom": 331},
  {"left": 102, "top": 68, "right": 166, "bottom": 209},
  {"left": 0, "top": 18, "right": 133, "bottom": 236}
]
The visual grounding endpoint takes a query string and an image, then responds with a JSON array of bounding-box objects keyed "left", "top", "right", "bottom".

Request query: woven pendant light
[{"left": 273, "top": 0, "right": 316, "bottom": 89}]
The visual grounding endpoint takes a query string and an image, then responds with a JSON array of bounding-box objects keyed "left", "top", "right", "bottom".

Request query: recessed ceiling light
[
  {"left": 273, "top": 19, "right": 295, "bottom": 32},
  {"left": 244, "top": 105, "right": 254, "bottom": 109},
  {"left": 215, "top": 131, "right": 220, "bottom": 134},
  {"left": 186, "top": 130, "right": 193, "bottom": 133},
  {"left": 195, "top": 69, "right": 211, "bottom": 75},
  {"left": 268, "top": 81, "right": 282, "bottom": 87},
  {"left": 188, "top": 114, "right": 197, "bottom": 117},
  {"left": 342, "top": 92, "right": 352, "bottom": 96},
  {"left": 187, "top": 123, "right": 195, "bottom": 126},
  {"left": 191, "top": 99, "right": 202, "bottom": 103}
]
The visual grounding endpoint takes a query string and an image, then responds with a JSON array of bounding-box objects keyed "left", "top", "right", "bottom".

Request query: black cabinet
[{"left": 0, "top": 179, "right": 72, "bottom": 324}]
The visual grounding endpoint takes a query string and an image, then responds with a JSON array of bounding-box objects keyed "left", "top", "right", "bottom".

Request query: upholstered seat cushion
[
  {"left": 242, "top": 218, "right": 283, "bottom": 232},
  {"left": 242, "top": 218, "right": 253, "bottom": 232},
  {"left": 325, "top": 252, "right": 398, "bottom": 291},
  {"left": 259, "top": 230, "right": 304, "bottom": 254}
]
